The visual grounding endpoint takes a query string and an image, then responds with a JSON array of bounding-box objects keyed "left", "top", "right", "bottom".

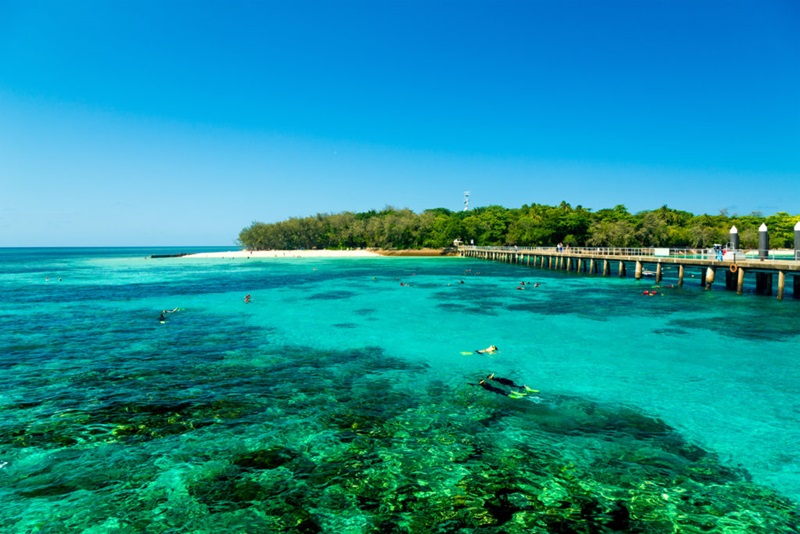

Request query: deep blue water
[{"left": 1, "top": 248, "right": 798, "bottom": 532}]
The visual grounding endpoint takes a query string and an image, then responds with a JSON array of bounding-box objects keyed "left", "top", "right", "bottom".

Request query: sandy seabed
[
  {"left": 184, "top": 248, "right": 456, "bottom": 259},
  {"left": 183, "top": 249, "right": 381, "bottom": 259}
]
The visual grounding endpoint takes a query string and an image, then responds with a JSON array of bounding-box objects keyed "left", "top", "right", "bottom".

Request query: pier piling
[
  {"left": 737, "top": 267, "right": 745, "bottom": 294},
  {"left": 725, "top": 270, "right": 736, "bottom": 291},
  {"left": 705, "top": 267, "right": 716, "bottom": 290},
  {"left": 756, "top": 272, "right": 773, "bottom": 295}
]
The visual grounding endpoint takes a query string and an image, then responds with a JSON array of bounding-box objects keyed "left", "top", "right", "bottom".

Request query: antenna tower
[{"left": 464, "top": 191, "right": 470, "bottom": 211}]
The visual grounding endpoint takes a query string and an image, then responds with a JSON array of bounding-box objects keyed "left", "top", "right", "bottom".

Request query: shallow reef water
[
  {"left": 2, "top": 344, "right": 799, "bottom": 532},
  {"left": 1, "top": 249, "right": 799, "bottom": 532}
]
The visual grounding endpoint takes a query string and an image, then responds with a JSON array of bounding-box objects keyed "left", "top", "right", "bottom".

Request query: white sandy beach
[{"left": 184, "top": 249, "right": 381, "bottom": 259}]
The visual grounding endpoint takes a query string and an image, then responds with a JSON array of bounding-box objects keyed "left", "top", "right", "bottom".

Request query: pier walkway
[{"left": 458, "top": 246, "right": 800, "bottom": 299}]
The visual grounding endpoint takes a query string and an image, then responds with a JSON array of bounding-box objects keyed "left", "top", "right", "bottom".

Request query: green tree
[
  {"left": 688, "top": 215, "right": 726, "bottom": 248},
  {"left": 587, "top": 220, "right": 637, "bottom": 247},
  {"left": 765, "top": 212, "right": 798, "bottom": 248}
]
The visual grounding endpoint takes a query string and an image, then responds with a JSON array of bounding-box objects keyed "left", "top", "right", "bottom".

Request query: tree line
[{"left": 238, "top": 203, "right": 800, "bottom": 251}]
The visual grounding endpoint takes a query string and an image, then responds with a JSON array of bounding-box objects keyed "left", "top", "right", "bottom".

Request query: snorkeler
[
  {"left": 244, "top": 294, "right": 251, "bottom": 303},
  {"left": 475, "top": 345, "right": 498, "bottom": 354},
  {"left": 472, "top": 379, "right": 510, "bottom": 396},
  {"left": 469, "top": 378, "right": 528, "bottom": 399},
  {"left": 486, "top": 373, "right": 538, "bottom": 393}
]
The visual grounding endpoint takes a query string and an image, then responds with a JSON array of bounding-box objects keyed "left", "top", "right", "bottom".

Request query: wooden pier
[{"left": 458, "top": 246, "right": 800, "bottom": 300}]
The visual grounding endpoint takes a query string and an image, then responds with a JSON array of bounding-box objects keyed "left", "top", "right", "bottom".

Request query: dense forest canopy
[{"left": 238, "top": 203, "right": 800, "bottom": 251}]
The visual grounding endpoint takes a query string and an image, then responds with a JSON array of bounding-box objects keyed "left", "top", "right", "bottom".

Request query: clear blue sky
[{"left": 1, "top": 1, "right": 798, "bottom": 246}]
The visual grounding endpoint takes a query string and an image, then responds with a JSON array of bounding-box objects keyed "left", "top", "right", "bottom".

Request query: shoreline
[
  {"left": 181, "top": 248, "right": 456, "bottom": 259},
  {"left": 374, "top": 248, "right": 457, "bottom": 257}
]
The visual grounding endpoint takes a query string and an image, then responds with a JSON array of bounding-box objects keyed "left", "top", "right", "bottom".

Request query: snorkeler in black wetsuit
[
  {"left": 470, "top": 374, "right": 538, "bottom": 398},
  {"left": 469, "top": 379, "right": 528, "bottom": 398},
  {"left": 486, "top": 373, "right": 532, "bottom": 390},
  {"left": 473, "top": 379, "right": 510, "bottom": 396}
]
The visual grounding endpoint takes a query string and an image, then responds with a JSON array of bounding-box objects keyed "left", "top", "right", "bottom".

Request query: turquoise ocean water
[{"left": 1, "top": 247, "right": 799, "bottom": 532}]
